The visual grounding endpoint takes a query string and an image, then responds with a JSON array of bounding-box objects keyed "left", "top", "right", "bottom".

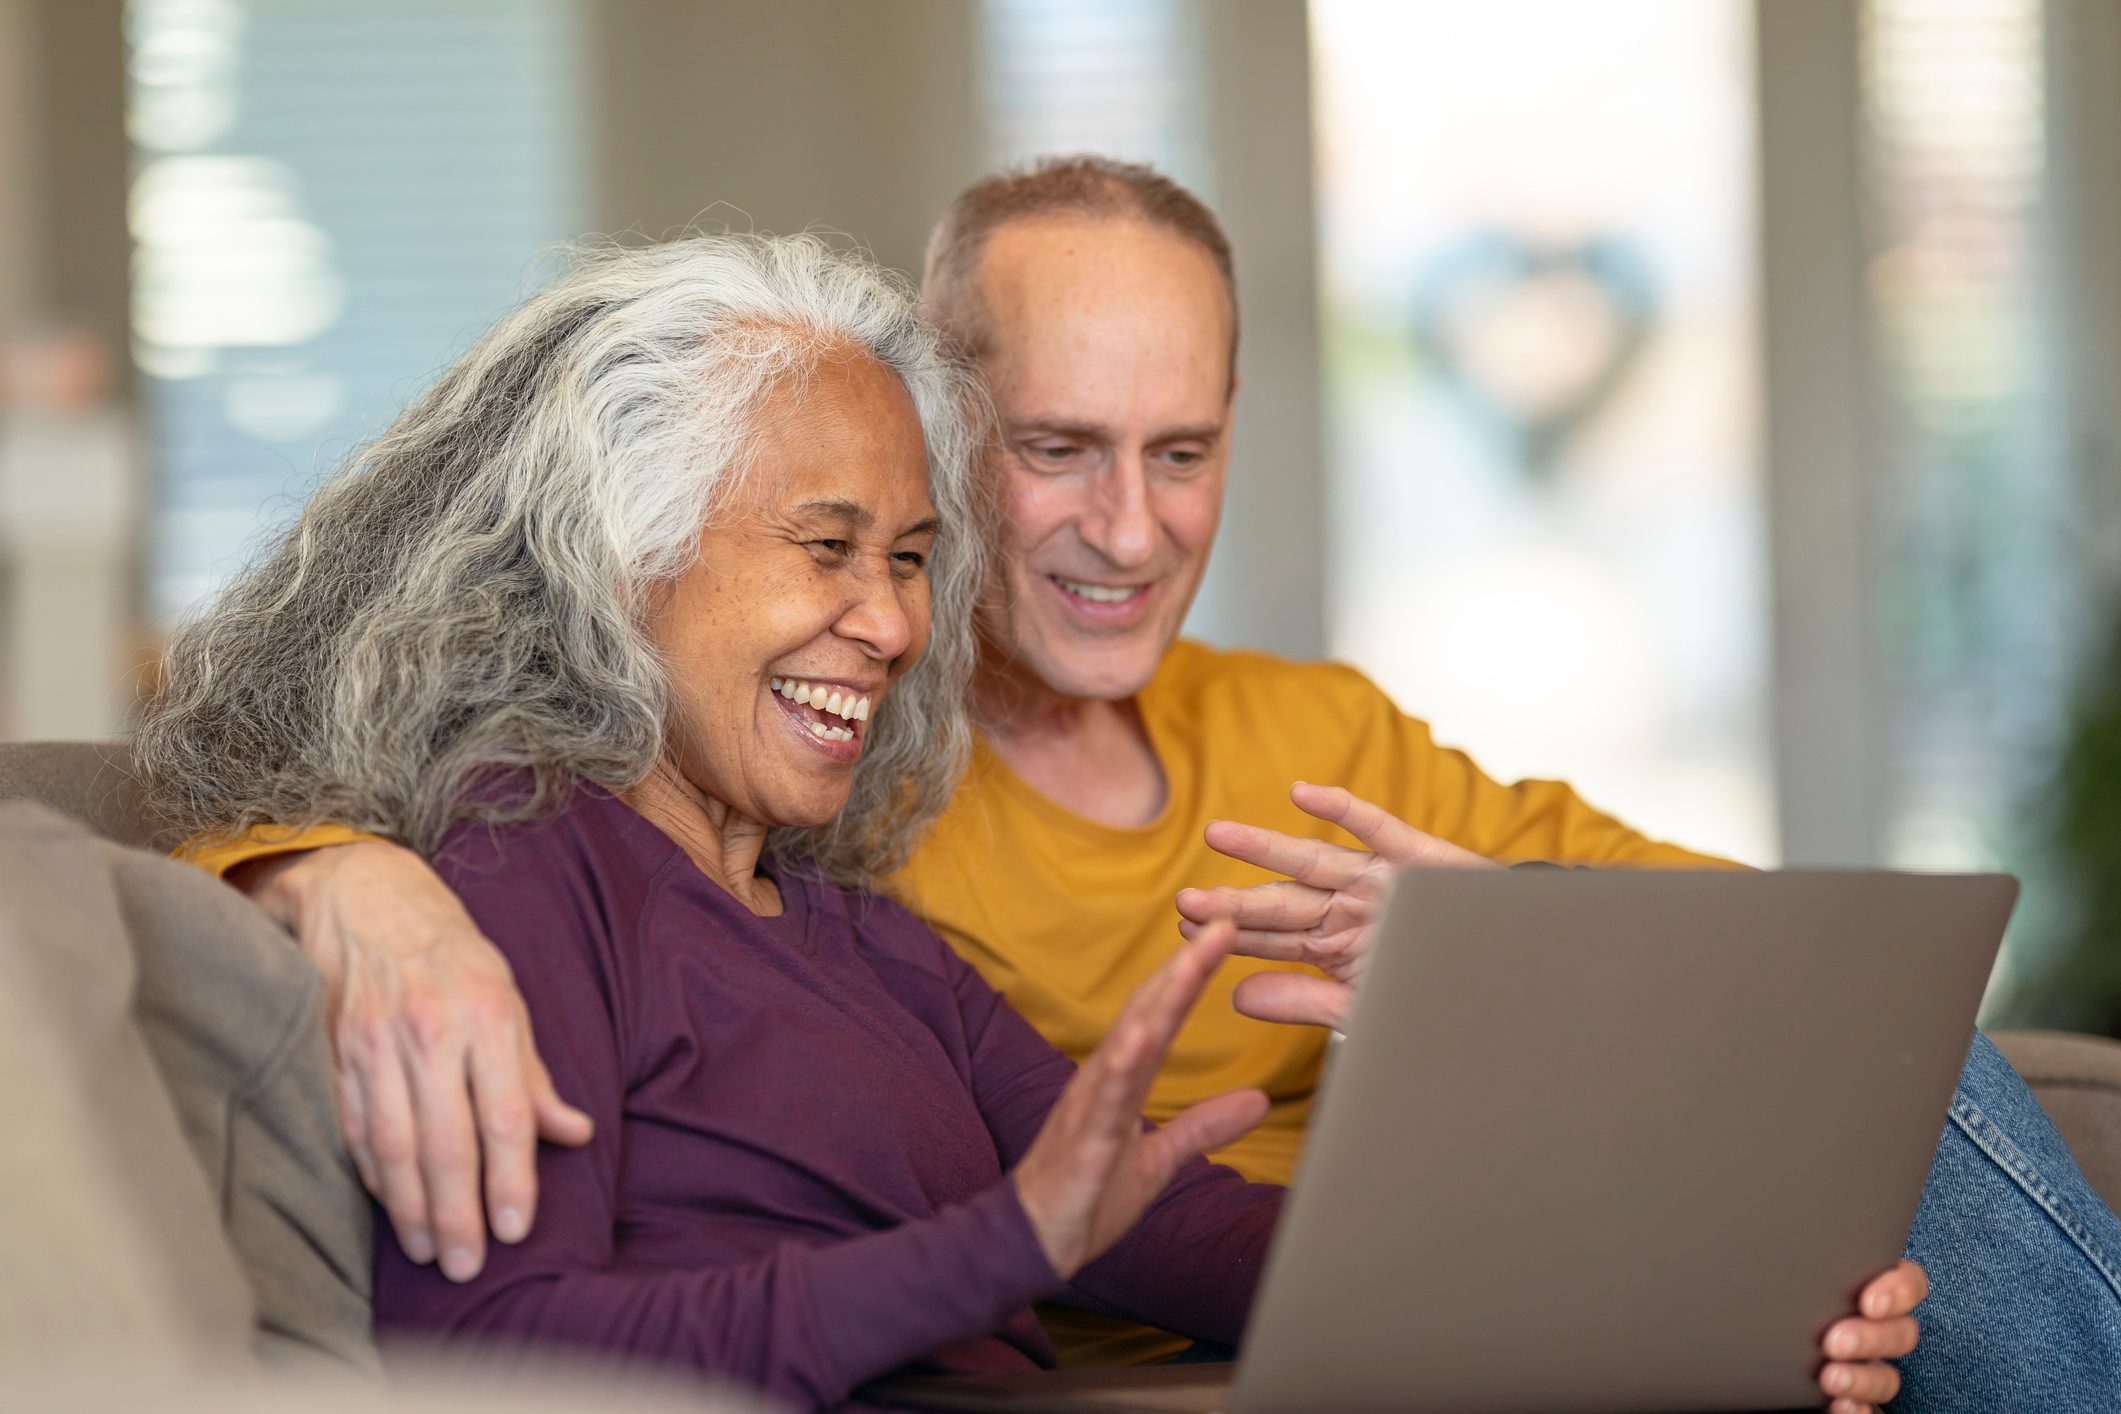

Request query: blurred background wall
[{"left": 1, "top": 0, "right": 2117, "bottom": 1032}]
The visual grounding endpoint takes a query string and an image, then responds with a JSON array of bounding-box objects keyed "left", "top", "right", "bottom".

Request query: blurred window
[
  {"left": 976, "top": 0, "right": 1213, "bottom": 196},
  {"left": 127, "top": 0, "right": 586, "bottom": 620},
  {"left": 1862, "top": 0, "right": 2061, "bottom": 870},
  {"left": 1310, "top": 0, "right": 1771, "bottom": 862}
]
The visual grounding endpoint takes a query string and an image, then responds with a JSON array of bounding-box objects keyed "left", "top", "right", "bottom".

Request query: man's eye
[
  {"left": 1161, "top": 447, "right": 1206, "bottom": 471},
  {"left": 1023, "top": 442, "right": 1080, "bottom": 465}
]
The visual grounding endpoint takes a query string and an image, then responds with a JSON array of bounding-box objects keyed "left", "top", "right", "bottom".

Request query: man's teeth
[
  {"left": 1055, "top": 577, "right": 1141, "bottom": 605},
  {"left": 768, "top": 677, "right": 872, "bottom": 723}
]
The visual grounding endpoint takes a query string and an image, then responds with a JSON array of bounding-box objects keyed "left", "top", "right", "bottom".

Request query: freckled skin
[
  {"left": 975, "top": 215, "right": 1235, "bottom": 704},
  {"left": 641, "top": 350, "right": 937, "bottom": 832}
]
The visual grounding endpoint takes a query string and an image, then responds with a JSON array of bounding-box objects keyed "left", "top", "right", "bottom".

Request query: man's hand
[
  {"left": 232, "top": 841, "right": 593, "bottom": 1281},
  {"left": 1174, "top": 781, "right": 1495, "bottom": 1030},
  {"left": 1012, "top": 920, "right": 1270, "bottom": 1280},
  {"left": 1819, "top": 1259, "right": 1925, "bottom": 1412}
]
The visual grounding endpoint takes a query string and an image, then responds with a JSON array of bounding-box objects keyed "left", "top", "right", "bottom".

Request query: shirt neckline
[{"left": 968, "top": 645, "right": 1194, "bottom": 845}]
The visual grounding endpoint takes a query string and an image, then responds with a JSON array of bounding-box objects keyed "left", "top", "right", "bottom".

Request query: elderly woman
[
  {"left": 133, "top": 235, "right": 1919, "bottom": 1413},
  {"left": 137, "top": 236, "right": 1276, "bottom": 1409}
]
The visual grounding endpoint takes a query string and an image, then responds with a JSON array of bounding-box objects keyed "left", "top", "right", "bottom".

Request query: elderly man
[{"left": 199, "top": 161, "right": 2118, "bottom": 1411}]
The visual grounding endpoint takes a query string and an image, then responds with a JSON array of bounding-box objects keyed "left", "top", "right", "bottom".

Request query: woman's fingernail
[
  {"left": 402, "top": 1230, "right": 436, "bottom": 1263},
  {"left": 496, "top": 1206, "right": 527, "bottom": 1242},
  {"left": 1826, "top": 1365, "right": 1852, "bottom": 1394},
  {"left": 442, "top": 1247, "right": 481, "bottom": 1282}
]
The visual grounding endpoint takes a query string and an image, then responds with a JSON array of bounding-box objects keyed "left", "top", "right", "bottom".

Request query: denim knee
[{"left": 1893, "top": 1031, "right": 2121, "bottom": 1412}]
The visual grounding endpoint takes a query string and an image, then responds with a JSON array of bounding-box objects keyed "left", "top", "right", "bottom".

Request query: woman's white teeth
[
  {"left": 768, "top": 677, "right": 872, "bottom": 724},
  {"left": 1057, "top": 577, "right": 1140, "bottom": 604},
  {"left": 804, "top": 719, "right": 854, "bottom": 742}
]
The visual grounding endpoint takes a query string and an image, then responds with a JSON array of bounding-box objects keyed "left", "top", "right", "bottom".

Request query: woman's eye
[
  {"left": 1024, "top": 442, "right": 1079, "bottom": 466},
  {"left": 892, "top": 550, "right": 928, "bottom": 575},
  {"left": 810, "top": 539, "right": 851, "bottom": 556}
]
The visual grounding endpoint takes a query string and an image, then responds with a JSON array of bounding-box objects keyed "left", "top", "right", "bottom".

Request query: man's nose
[{"left": 1079, "top": 453, "right": 1157, "bottom": 570}]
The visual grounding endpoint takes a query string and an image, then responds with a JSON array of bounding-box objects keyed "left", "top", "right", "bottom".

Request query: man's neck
[
  {"left": 973, "top": 663, "right": 1168, "bottom": 829},
  {"left": 621, "top": 758, "right": 782, "bottom": 915}
]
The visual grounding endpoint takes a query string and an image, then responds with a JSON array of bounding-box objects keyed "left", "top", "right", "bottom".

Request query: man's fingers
[
  {"left": 1289, "top": 781, "right": 1491, "bottom": 869},
  {"left": 405, "top": 1032, "right": 488, "bottom": 1283},
  {"left": 1859, "top": 1259, "right": 1927, "bottom": 1318},
  {"left": 1824, "top": 1315, "right": 1920, "bottom": 1362},
  {"left": 1819, "top": 1358, "right": 1900, "bottom": 1407},
  {"left": 1229, "top": 970, "right": 1351, "bottom": 1030},
  {"left": 336, "top": 1053, "right": 381, "bottom": 1197},
  {"left": 467, "top": 1020, "right": 541, "bottom": 1246},
  {"left": 529, "top": 1049, "right": 595, "bottom": 1147},
  {"left": 1179, "top": 916, "right": 1344, "bottom": 964},
  {"left": 357, "top": 1029, "right": 436, "bottom": 1265},
  {"left": 1202, "top": 819, "right": 1371, "bottom": 891},
  {"left": 1175, "top": 881, "right": 1333, "bottom": 939}
]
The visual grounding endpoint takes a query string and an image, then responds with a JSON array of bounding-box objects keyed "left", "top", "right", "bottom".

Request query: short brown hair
[{"left": 921, "top": 155, "right": 1238, "bottom": 370}]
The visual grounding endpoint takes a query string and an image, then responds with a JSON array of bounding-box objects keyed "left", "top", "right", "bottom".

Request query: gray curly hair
[{"left": 136, "top": 233, "right": 991, "bottom": 888}]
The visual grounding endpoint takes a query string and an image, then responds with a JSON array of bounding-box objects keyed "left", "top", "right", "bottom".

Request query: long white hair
[{"left": 137, "top": 233, "right": 991, "bottom": 887}]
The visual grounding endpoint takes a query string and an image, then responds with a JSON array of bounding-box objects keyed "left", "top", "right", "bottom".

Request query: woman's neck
[{"left": 622, "top": 759, "right": 782, "bottom": 916}]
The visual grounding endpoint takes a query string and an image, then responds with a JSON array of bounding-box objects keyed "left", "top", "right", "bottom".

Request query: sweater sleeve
[
  {"left": 937, "top": 923, "right": 1281, "bottom": 1347},
  {"left": 179, "top": 819, "right": 393, "bottom": 877},
  {"left": 373, "top": 823, "right": 1064, "bottom": 1411}
]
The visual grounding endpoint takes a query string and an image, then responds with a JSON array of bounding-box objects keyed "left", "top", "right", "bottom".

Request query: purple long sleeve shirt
[{"left": 371, "top": 783, "right": 1281, "bottom": 1411}]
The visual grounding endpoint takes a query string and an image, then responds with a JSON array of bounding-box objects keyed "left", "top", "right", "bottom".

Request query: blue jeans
[{"left": 1895, "top": 1031, "right": 2121, "bottom": 1412}]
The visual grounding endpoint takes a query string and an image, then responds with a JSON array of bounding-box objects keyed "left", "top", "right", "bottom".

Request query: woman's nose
[{"left": 838, "top": 561, "right": 917, "bottom": 659}]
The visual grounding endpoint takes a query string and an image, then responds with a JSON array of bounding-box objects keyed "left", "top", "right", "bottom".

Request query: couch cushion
[
  {"left": 0, "top": 740, "right": 167, "bottom": 851},
  {"left": 1992, "top": 1028, "right": 2121, "bottom": 1218},
  {"left": 0, "top": 802, "right": 374, "bottom": 1369},
  {"left": 0, "top": 803, "right": 256, "bottom": 1364}
]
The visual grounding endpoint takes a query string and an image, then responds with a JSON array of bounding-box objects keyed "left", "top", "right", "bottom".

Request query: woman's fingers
[
  {"left": 1142, "top": 1088, "right": 1271, "bottom": 1175},
  {"left": 1229, "top": 970, "right": 1352, "bottom": 1030},
  {"left": 1203, "top": 818, "right": 1372, "bottom": 891},
  {"left": 1095, "top": 925, "right": 1239, "bottom": 1119}
]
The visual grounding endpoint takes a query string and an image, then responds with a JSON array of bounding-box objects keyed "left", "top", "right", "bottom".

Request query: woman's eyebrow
[
  {"left": 790, "top": 499, "right": 939, "bottom": 540},
  {"left": 789, "top": 497, "right": 874, "bottom": 530}
]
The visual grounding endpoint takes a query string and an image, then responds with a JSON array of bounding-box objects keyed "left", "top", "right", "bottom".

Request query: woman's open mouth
[{"left": 768, "top": 676, "right": 873, "bottom": 760}]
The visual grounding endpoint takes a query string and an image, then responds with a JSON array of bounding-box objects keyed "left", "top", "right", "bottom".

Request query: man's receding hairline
[{"left": 921, "top": 156, "right": 1240, "bottom": 371}]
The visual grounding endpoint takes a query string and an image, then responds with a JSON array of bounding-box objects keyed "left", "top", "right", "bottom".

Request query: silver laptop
[{"left": 872, "top": 868, "right": 2014, "bottom": 1414}]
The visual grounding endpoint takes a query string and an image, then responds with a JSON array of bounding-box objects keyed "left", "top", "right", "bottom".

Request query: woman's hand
[
  {"left": 1174, "top": 781, "right": 1495, "bottom": 1030},
  {"left": 1820, "top": 1259, "right": 1925, "bottom": 1412},
  {"left": 232, "top": 841, "right": 594, "bottom": 1281},
  {"left": 1011, "top": 920, "right": 1270, "bottom": 1281}
]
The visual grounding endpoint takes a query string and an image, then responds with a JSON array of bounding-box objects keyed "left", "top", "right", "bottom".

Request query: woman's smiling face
[{"left": 645, "top": 348, "right": 937, "bottom": 829}]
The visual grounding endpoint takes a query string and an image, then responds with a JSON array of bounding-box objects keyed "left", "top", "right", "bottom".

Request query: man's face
[{"left": 970, "top": 215, "right": 1234, "bottom": 702}]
